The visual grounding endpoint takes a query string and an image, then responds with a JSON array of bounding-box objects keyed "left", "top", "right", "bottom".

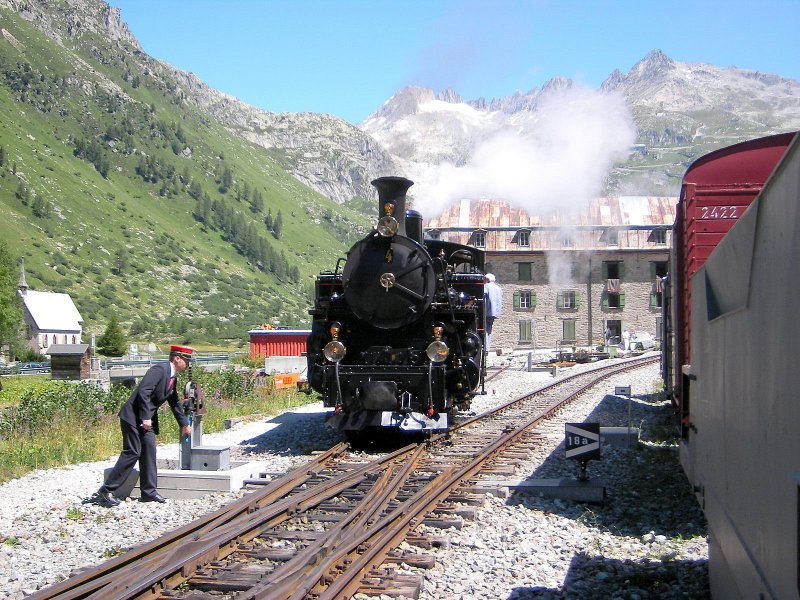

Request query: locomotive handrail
[{"left": 334, "top": 257, "right": 346, "bottom": 276}]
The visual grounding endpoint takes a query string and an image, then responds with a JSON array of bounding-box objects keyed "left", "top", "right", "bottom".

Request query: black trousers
[{"left": 100, "top": 419, "right": 158, "bottom": 498}]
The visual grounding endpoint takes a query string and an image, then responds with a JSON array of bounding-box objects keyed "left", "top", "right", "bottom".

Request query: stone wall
[{"left": 485, "top": 249, "right": 668, "bottom": 351}]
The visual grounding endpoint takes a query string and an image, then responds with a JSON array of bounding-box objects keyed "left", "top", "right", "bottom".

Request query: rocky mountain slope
[
  {"left": 13, "top": 0, "right": 794, "bottom": 208},
  {"left": 1, "top": 0, "right": 798, "bottom": 348},
  {"left": 361, "top": 50, "right": 800, "bottom": 203},
  {"left": 0, "top": 0, "right": 371, "bottom": 346},
  {"left": 167, "top": 68, "right": 399, "bottom": 205}
]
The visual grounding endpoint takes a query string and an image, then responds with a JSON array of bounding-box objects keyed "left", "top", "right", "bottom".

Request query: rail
[{"left": 30, "top": 355, "right": 658, "bottom": 599}]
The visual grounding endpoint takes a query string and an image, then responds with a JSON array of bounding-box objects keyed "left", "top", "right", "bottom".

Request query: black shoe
[
  {"left": 140, "top": 493, "right": 167, "bottom": 503},
  {"left": 95, "top": 491, "right": 120, "bottom": 508}
]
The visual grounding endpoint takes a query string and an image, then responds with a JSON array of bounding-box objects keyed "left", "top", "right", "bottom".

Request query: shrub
[{"left": 0, "top": 381, "right": 127, "bottom": 437}]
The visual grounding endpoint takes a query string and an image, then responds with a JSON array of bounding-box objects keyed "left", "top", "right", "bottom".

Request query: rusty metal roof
[{"left": 425, "top": 197, "right": 677, "bottom": 229}]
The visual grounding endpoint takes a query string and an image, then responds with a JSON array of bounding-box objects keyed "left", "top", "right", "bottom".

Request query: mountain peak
[
  {"left": 364, "top": 86, "right": 436, "bottom": 122},
  {"left": 631, "top": 49, "right": 676, "bottom": 79},
  {"left": 541, "top": 76, "right": 573, "bottom": 93},
  {"left": 437, "top": 88, "right": 463, "bottom": 104}
]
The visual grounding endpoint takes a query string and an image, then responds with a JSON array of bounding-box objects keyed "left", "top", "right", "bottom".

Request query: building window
[
  {"left": 652, "top": 261, "right": 668, "bottom": 279},
  {"left": 651, "top": 261, "right": 667, "bottom": 310},
  {"left": 519, "top": 319, "right": 533, "bottom": 344},
  {"left": 562, "top": 319, "right": 576, "bottom": 342},
  {"left": 518, "top": 263, "right": 532, "bottom": 281},
  {"left": 604, "top": 292, "right": 625, "bottom": 309},
  {"left": 603, "top": 260, "right": 624, "bottom": 280},
  {"left": 603, "top": 228, "right": 619, "bottom": 246},
  {"left": 474, "top": 231, "right": 486, "bottom": 248},
  {"left": 651, "top": 229, "right": 667, "bottom": 245},
  {"left": 561, "top": 233, "right": 574, "bottom": 248},
  {"left": 518, "top": 230, "right": 530, "bottom": 247},
  {"left": 557, "top": 290, "right": 579, "bottom": 309},
  {"left": 650, "top": 292, "right": 663, "bottom": 309},
  {"left": 72, "top": 335, "right": 77, "bottom": 344},
  {"left": 513, "top": 290, "right": 536, "bottom": 311},
  {"left": 606, "top": 319, "right": 621, "bottom": 345},
  {"left": 41, "top": 335, "right": 48, "bottom": 348}
]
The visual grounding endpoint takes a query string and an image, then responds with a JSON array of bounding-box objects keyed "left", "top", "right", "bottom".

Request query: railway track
[{"left": 31, "top": 355, "right": 657, "bottom": 600}]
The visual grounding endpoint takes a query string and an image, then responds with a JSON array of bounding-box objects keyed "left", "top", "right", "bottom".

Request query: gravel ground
[{"left": 0, "top": 352, "right": 708, "bottom": 599}]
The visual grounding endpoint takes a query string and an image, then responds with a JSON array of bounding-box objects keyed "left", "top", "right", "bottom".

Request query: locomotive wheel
[{"left": 343, "top": 234, "right": 436, "bottom": 329}]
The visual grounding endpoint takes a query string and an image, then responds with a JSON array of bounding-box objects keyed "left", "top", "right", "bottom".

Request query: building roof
[
  {"left": 20, "top": 290, "right": 83, "bottom": 332},
  {"left": 424, "top": 197, "right": 677, "bottom": 229},
  {"left": 47, "top": 344, "right": 90, "bottom": 355}
]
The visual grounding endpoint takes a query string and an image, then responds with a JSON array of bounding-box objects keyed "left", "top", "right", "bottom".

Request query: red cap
[{"left": 170, "top": 345, "right": 194, "bottom": 359}]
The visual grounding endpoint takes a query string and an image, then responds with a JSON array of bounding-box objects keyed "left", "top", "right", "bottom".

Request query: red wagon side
[{"left": 665, "top": 132, "right": 796, "bottom": 432}]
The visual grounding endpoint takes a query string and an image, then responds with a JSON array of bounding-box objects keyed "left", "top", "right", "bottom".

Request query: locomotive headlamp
[
  {"left": 377, "top": 201, "right": 399, "bottom": 237},
  {"left": 377, "top": 215, "right": 399, "bottom": 237},
  {"left": 323, "top": 340, "right": 346, "bottom": 363},
  {"left": 427, "top": 323, "right": 448, "bottom": 362},
  {"left": 329, "top": 321, "right": 343, "bottom": 339},
  {"left": 426, "top": 340, "right": 449, "bottom": 363}
]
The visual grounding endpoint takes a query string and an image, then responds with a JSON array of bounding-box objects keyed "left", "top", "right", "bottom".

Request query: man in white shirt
[{"left": 484, "top": 273, "right": 503, "bottom": 352}]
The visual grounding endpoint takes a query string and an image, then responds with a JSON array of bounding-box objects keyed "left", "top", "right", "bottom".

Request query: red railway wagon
[{"left": 665, "top": 132, "right": 796, "bottom": 431}]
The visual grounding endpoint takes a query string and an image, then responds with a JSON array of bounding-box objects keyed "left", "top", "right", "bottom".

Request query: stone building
[{"left": 425, "top": 197, "right": 675, "bottom": 352}]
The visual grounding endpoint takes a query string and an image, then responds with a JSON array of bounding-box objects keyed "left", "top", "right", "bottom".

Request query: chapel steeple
[{"left": 18, "top": 258, "right": 28, "bottom": 295}]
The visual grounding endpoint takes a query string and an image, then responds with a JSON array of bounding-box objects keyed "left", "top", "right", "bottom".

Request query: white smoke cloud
[{"left": 420, "top": 84, "right": 636, "bottom": 217}]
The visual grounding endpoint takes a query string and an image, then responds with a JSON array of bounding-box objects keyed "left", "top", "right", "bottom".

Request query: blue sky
[{"left": 109, "top": 0, "right": 800, "bottom": 125}]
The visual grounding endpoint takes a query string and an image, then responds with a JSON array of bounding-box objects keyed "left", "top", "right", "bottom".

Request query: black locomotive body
[{"left": 307, "top": 176, "right": 485, "bottom": 438}]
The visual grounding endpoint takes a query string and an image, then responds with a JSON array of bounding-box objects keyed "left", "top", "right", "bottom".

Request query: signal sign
[
  {"left": 615, "top": 385, "right": 631, "bottom": 396},
  {"left": 565, "top": 423, "right": 601, "bottom": 460}
]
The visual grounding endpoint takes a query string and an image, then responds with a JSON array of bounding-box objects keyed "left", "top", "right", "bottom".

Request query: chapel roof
[{"left": 21, "top": 290, "right": 83, "bottom": 332}]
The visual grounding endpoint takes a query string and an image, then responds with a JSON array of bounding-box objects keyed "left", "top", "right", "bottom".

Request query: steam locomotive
[{"left": 306, "top": 176, "right": 486, "bottom": 440}]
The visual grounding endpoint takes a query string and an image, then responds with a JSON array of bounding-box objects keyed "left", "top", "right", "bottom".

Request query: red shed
[{"left": 249, "top": 329, "right": 310, "bottom": 359}]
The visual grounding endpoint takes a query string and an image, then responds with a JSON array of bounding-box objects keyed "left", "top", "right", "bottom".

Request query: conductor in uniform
[{"left": 94, "top": 345, "right": 194, "bottom": 507}]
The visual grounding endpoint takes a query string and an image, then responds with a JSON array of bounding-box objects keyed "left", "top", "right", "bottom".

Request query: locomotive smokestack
[{"left": 372, "top": 176, "right": 413, "bottom": 237}]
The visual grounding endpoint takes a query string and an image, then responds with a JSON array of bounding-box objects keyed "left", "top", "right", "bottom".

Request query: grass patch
[
  {"left": 0, "top": 373, "right": 314, "bottom": 484},
  {"left": 0, "top": 375, "right": 49, "bottom": 409}
]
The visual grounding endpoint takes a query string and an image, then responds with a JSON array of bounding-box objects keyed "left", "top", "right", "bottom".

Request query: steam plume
[{"left": 420, "top": 85, "right": 636, "bottom": 218}]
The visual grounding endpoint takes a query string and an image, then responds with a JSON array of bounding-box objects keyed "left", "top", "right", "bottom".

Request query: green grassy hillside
[{"left": 0, "top": 6, "right": 370, "bottom": 348}]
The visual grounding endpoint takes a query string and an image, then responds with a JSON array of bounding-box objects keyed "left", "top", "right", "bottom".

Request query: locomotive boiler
[{"left": 306, "top": 176, "right": 486, "bottom": 440}]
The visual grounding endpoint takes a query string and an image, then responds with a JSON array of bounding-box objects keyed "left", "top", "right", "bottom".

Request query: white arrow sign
[{"left": 565, "top": 423, "right": 600, "bottom": 459}]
